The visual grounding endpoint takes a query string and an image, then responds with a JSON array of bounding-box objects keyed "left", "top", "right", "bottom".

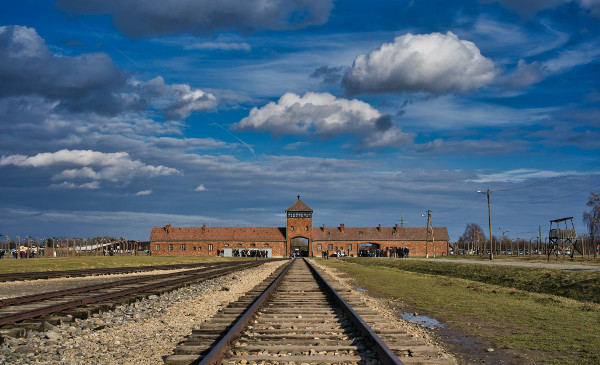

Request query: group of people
[
  {"left": 358, "top": 246, "right": 409, "bottom": 258},
  {"left": 0, "top": 249, "right": 41, "bottom": 259},
  {"left": 230, "top": 249, "right": 269, "bottom": 258}
]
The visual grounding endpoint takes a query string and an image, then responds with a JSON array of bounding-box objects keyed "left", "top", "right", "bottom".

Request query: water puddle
[
  {"left": 400, "top": 312, "right": 444, "bottom": 328},
  {"left": 356, "top": 288, "right": 368, "bottom": 292}
]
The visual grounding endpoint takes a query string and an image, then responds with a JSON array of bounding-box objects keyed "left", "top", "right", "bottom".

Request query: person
[{"left": 404, "top": 246, "right": 409, "bottom": 258}]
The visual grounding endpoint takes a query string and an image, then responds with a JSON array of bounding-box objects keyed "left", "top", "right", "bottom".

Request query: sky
[{"left": 0, "top": 0, "right": 599, "bottom": 242}]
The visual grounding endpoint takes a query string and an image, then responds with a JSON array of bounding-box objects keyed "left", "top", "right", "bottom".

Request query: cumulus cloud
[
  {"left": 135, "top": 189, "right": 152, "bottom": 196},
  {"left": 0, "top": 25, "right": 135, "bottom": 115},
  {"left": 55, "top": 0, "right": 333, "bottom": 38},
  {"left": 0, "top": 149, "right": 181, "bottom": 183},
  {"left": 342, "top": 32, "right": 496, "bottom": 95},
  {"left": 195, "top": 184, "right": 207, "bottom": 192},
  {"left": 233, "top": 92, "right": 413, "bottom": 149},
  {"left": 141, "top": 76, "right": 217, "bottom": 119}
]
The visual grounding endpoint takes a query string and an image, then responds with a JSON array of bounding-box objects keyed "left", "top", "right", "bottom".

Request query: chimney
[
  {"left": 395, "top": 223, "right": 398, "bottom": 230},
  {"left": 340, "top": 223, "right": 345, "bottom": 232},
  {"left": 202, "top": 223, "right": 206, "bottom": 233},
  {"left": 322, "top": 224, "right": 325, "bottom": 231},
  {"left": 378, "top": 224, "right": 381, "bottom": 230}
]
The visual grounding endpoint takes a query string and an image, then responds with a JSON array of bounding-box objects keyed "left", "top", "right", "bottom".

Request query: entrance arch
[
  {"left": 290, "top": 237, "right": 309, "bottom": 257},
  {"left": 359, "top": 242, "right": 381, "bottom": 257}
]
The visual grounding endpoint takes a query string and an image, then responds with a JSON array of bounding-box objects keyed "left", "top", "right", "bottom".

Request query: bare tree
[
  {"left": 461, "top": 223, "right": 486, "bottom": 254},
  {"left": 583, "top": 191, "right": 600, "bottom": 239}
]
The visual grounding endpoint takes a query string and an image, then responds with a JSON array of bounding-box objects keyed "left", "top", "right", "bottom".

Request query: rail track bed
[
  {"left": 167, "top": 258, "right": 454, "bottom": 365},
  {"left": 0, "top": 261, "right": 242, "bottom": 282},
  {"left": 0, "top": 261, "right": 268, "bottom": 340}
]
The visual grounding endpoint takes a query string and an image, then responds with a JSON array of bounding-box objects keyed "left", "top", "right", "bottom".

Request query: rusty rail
[
  {"left": 305, "top": 258, "right": 404, "bottom": 365},
  {"left": 0, "top": 261, "right": 265, "bottom": 327}
]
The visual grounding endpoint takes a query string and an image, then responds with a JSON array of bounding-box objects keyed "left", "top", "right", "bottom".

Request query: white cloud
[
  {"left": 0, "top": 149, "right": 181, "bottom": 183},
  {"left": 142, "top": 77, "right": 217, "bottom": 119},
  {"left": 467, "top": 169, "right": 566, "bottom": 183},
  {"left": 503, "top": 59, "right": 545, "bottom": 89},
  {"left": 195, "top": 184, "right": 207, "bottom": 192},
  {"left": 185, "top": 42, "right": 251, "bottom": 51},
  {"left": 233, "top": 92, "right": 413, "bottom": 149},
  {"left": 50, "top": 181, "right": 100, "bottom": 189},
  {"left": 135, "top": 189, "right": 152, "bottom": 196},
  {"left": 342, "top": 32, "right": 496, "bottom": 95}
]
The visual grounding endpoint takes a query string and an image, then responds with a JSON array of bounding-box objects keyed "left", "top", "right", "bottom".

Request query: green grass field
[
  {"left": 317, "top": 258, "right": 600, "bottom": 364},
  {"left": 0, "top": 256, "right": 250, "bottom": 273}
]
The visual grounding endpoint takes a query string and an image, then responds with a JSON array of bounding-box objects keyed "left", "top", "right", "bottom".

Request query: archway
[
  {"left": 359, "top": 242, "right": 381, "bottom": 257},
  {"left": 290, "top": 237, "right": 309, "bottom": 257}
]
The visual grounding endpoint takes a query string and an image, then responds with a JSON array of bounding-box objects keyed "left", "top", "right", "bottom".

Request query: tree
[
  {"left": 583, "top": 191, "right": 600, "bottom": 239},
  {"left": 460, "top": 223, "right": 486, "bottom": 253}
]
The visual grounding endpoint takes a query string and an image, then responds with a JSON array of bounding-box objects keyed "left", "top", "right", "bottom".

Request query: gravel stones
[{"left": 0, "top": 260, "right": 285, "bottom": 364}]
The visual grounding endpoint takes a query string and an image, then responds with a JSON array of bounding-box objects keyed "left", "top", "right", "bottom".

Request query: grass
[
  {"left": 0, "top": 256, "right": 251, "bottom": 274},
  {"left": 342, "top": 257, "right": 600, "bottom": 304},
  {"left": 317, "top": 258, "right": 600, "bottom": 364}
]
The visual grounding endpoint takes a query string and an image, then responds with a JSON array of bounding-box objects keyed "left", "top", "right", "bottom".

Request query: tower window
[
  {"left": 290, "top": 226, "right": 294, "bottom": 231},
  {"left": 305, "top": 226, "right": 308, "bottom": 231}
]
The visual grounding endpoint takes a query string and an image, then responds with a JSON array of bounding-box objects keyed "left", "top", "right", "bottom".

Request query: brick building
[{"left": 149, "top": 197, "right": 449, "bottom": 257}]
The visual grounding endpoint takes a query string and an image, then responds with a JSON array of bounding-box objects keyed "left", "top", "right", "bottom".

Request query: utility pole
[
  {"left": 477, "top": 190, "right": 493, "bottom": 260},
  {"left": 423, "top": 210, "right": 432, "bottom": 258}
]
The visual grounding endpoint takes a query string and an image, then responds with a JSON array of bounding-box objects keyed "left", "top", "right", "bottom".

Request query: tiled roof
[
  {"left": 150, "top": 225, "right": 286, "bottom": 242},
  {"left": 312, "top": 226, "right": 449, "bottom": 241},
  {"left": 285, "top": 199, "right": 313, "bottom": 212}
]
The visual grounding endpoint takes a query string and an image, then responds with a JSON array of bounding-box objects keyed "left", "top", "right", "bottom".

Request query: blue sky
[{"left": 1, "top": 0, "right": 599, "bottom": 242}]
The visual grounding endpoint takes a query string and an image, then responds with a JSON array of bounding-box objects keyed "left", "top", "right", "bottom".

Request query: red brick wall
[
  {"left": 150, "top": 240, "right": 286, "bottom": 256},
  {"left": 312, "top": 240, "right": 449, "bottom": 257}
]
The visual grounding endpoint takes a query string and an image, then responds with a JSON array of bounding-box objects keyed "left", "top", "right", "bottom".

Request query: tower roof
[{"left": 286, "top": 196, "right": 313, "bottom": 212}]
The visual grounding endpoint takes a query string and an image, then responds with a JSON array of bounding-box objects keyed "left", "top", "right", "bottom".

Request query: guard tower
[
  {"left": 548, "top": 217, "right": 578, "bottom": 258},
  {"left": 285, "top": 196, "right": 313, "bottom": 257}
]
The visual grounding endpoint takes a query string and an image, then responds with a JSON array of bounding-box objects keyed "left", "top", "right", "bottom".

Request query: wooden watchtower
[{"left": 548, "top": 217, "right": 578, "bottom": 258}]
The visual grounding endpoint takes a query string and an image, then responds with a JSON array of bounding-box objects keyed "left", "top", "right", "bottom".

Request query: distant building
[{"left": 150, "top": 197, "right": 449, "bottom": 257}]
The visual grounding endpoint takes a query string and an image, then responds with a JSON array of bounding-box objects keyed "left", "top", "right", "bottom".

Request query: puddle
[
  {"left": 400, "top": 312, "right": 444, "bottom": 328},
  {"left": 357, "top": 288, "right": 368, "bottom": 292}
]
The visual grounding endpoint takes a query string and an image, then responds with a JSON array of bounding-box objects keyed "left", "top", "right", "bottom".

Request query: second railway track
[
  {"left": 0, "top": 260, "right": 271, "bottom": 338},
  {"left": 167, "top": 258, "right": 455, "bottom": 365}
]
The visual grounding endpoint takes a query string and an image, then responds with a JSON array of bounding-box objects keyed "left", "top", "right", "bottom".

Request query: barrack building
[{"left": 150, "top": 198, "right": 449, "bottom": 257}]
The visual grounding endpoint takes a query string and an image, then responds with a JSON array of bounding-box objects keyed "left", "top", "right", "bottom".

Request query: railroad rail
[
  {"left": 0, "top": 260, "right": 272, "bottom": 338},
  {"left": 0, "top": 261, "right": 247, "bottom": 282},
  {"left": 166, "top": 258, "right": 455, "bottom": 364}
]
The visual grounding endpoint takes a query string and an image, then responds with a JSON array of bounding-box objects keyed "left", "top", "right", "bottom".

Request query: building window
[
  {"left": 238, "top": 243, "right": 242, "bottom": 247},
  {"left": 193, "top": 246, "right": 196, "bottom": 251},
  {"left": 359, "top": 231, "right": 363, "bottom": 235},
  {"left": 250, "top": 243, "right": 256, "bottom": 247},
  {"left": 168, "top": 244, "right": 173, "bottom": 251},
  {"left": 265, "top": 243, "right": 269, "bottom": 247},
  {"left": 155, "top": 244, "right": 160, "bottom": 251},
  {"left": 224, "top": 243, "right": 229, "bottom": 247},
  {"left": 209, "top": 244, "right": 213, "bottom": 251},
  {"left": 348, "top": 244, "right": 352, "bottom": 251},
  {"left": 290, "top": 226, "right": 294, "bottom": 231},
  {"left": 305, "top": 226, "right": 308, "bottom": 231},
  {"left": 317, "top": 244, "right": 322, "bottom": 250},
  {"left": 181, "top": 244, "right": 186, "bottom": 251},
  {"left": 328, "top": 244, "right": 333, "bottom": 251},
  {"left": 198, "top": 246, "right": 201, "bottom": 251}
]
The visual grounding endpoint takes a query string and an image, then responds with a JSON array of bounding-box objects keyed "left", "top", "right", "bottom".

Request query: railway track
[
  {"left": 0, "top": 261, "right": 243, "bottom": 282},
  {"left": 0, "top": 260, "right": 271, "bottom": 339},
  {"left": 167, "top": 258, "right": 455, "bottom": 365}
]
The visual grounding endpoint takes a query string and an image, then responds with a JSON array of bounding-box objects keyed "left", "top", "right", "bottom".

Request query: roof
[
  {"left": 312, "top": 226, "right": 449, "bottom": 242},
  {"left": 285, "top": 198, "right": 313, "bottom": 212},
  {"left": 150, "top": 225, "right": 286, "bottom": 242}
]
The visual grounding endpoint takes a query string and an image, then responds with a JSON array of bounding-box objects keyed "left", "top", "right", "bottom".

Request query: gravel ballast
[{"left": 0, "top": 260, "right": 286, "bottom": 364}]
